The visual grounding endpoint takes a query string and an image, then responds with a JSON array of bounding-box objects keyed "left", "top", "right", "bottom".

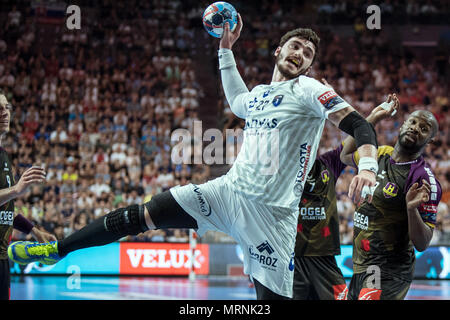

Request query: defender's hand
[
  {"left": 14, "top": 166, "right": 46, "bottom": 196},
  {"left": 367, "top": 93, "right": 399, "bottom": 125},
  {"left": 31, "top": 227, "right": 57, "bottom": 243},
  {"left": 406, "top": 179, "right": 431, "bottom": 211},
  {"left": 219, "top": 13, "right": 243, "bottom": 50},
  {"left": 348, "top": 170, "right": 376, "bottom": 204}
]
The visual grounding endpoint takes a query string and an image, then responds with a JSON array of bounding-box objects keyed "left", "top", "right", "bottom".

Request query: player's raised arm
[
  {"left": 340, "top": 94, "right": 399, "bottom": 166},
  {"left": 328, "top": 107, "right": 378, "bottom": 204},
  {"left": 218, "top": 13, "right": 249, "bottom": 119}
]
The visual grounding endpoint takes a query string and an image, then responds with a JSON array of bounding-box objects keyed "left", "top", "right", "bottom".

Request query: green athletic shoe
[{"left": 8, "top": 241, "right": 61, "bottom": 265}]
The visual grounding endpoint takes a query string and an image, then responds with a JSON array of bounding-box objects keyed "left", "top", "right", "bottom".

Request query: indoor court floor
[{"left": 9, "top": 275, "right": 450, "bottom": 300}]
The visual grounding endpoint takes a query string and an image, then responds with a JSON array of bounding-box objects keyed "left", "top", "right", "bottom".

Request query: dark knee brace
[
  {"left": 143, "top": 191, "right": 198, "bottom": 229},
  {"left": 104, "top": 204, "right": 149, "bottom": 236}
]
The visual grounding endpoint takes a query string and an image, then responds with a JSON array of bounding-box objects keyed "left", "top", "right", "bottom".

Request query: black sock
[{"left": 57, "top": 216, "right": 123, "bottom": 257}]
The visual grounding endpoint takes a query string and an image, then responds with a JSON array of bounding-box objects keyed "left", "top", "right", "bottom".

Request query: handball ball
[{"left": 202, "top": 2, "right": 238, "bottom": 38}]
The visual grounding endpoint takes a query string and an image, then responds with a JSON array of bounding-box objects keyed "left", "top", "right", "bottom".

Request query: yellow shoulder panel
[{"left": 353, "top": 145, "right": 394, "bottom": 165}]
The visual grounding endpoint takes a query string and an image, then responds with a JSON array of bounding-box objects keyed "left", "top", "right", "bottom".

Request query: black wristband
[{"left": 13, "top": 213, "right": 34, "bottom": 234}]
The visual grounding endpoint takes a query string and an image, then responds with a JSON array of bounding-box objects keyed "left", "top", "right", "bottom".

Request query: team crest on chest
[
  {"left": 321, "top": 170, "right": 330, "bottom": 184},
  {"left": 383, "top": 182, "right": 398, "bottom": 198},
  {"left": 272, "top": 95, "right": 284, "bottom": 107}
]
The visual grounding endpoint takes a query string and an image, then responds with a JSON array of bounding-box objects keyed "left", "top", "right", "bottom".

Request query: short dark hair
[{"left": 279, "top": 28, "right": 320, "bottom": 63}]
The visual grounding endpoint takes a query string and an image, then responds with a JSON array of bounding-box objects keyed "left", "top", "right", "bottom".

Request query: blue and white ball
[{"left": 202, "top": 2, "right": 238, "bottom": 38}]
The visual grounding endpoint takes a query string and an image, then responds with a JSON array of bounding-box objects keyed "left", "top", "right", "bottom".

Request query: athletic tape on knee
[{"left": 104, "top": 204, "right": 148, "bottom": 236}]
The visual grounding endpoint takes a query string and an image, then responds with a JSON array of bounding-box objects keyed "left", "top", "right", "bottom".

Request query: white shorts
[{"left": 170, "top": 176, "right": 298, "bottom": 298}]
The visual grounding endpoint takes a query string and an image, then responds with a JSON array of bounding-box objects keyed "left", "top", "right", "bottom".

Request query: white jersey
[{"left": 225, "top": 75, "right": 350, "bottom": 210}]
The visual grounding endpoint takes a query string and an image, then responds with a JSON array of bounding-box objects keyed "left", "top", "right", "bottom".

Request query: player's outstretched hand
[
  {"left": 31, "top": 227, "right": 57, "bottom": 243},
  {"left": 406, "top": 179, "right": 431, "bottom": 211},
  {"left": 219, "top": 13, "right": 243, "bottom": 50},
  {"left": 367, "top": 93, "right": 399, "bottom": 125},
  {"left": 348, "top": 170, "right": 376, "bottom": 205},
  {"left": 15, "top": 166, "right": 46, "bottom": 196}
]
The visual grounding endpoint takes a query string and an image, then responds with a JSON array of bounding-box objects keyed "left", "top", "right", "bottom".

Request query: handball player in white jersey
[{"left": 8, "top": 14, "right": 379, "bottom": 300}]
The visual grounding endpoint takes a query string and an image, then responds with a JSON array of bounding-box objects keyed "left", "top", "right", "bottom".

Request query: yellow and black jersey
[
  {"left": 351, "top": 146, "right": 441, "bottom": 280},
  {"left": 295, "top": 145, "right": 346, "bottom": 256}
]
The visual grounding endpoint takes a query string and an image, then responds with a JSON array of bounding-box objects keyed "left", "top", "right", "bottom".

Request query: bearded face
[
  {"left": 398, "top": 111, "right": 438, "bottom": 154},
  {"left": 274, "top": 37, "right": 316, "bottom": 80}
]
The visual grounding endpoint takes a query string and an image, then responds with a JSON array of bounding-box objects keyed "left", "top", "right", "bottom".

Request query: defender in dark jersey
[
  {"left": 341, "top": 100, "right": 441, "bottom": 300},
  {"left": 0, "top": 94, "right": 55, "bottom": 300},
  {"left": 293, "top": 97, "right": 397, "bottom": 300},
  {"left": 293, "top": 145, "right": 348, "bottom": 300}
]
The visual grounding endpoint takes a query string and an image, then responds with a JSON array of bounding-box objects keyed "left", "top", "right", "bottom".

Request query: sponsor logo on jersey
[
  {"left": 0, "top": 210, "right": 14, "bottom": 225},
  {"left": 333, "top": 284, "right": 349, "bottom": 300},
  {"left": 424, "top": 167, "right": 439, "bottom": 201},
  {"left": 420, "top": 204, "right": 437, "bottom": 214},
  {"left": 256, "top": 240, "right": 274, "bottom": 254},
  {"left": 249, "top": 241, "right": 278, "bottom": 271},
  {"left": 382, "top": 182, "right": 398, "bottom": 198},
  {"left": 419, "top": 204, "right": 437, "bottom": 226},
  {"left": 192, "top": 185, "right": 211, "bottom": 217},
  {"left": 244, "top": 118, "right": 278, "bottom": 130},
  {"left": 272, "top": 95, "right": 284, "bottom": 107},
  {"left": 318, "top": 91, "right": 344, "bottom": 110},
  {"left": 299, "top": 207, "right": 326, "bottom": 220},
  {"left": 358, "top": 288, "right": 382, "bottom": 300},
  {"left": 353, "top": 211, "right": 369, "bottom": 230},
  {"left": 293, "top": 143, "right": 311, "bottom": 196}
]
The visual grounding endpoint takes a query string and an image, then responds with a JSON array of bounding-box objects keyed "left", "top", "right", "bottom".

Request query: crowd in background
[
  {"left": 0, "top": 0, "right": 449, "bottom": 245},
  {"left": 2, "top": 0, "right": 211, "bottom": 243},
  {"left": 315, "top": 0, "right": 450, "bottom": 25}
]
